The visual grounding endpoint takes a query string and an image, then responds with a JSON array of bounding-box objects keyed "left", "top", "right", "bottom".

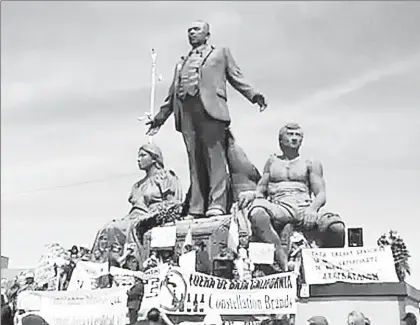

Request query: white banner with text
[
  {"left": 141, "top": 265, "right": 297, "bottom": 315},
  {"left": 301, "top": 246, "right": 399, "bottom": 284},
  {"left": 17, "top": 287, "right": 127, "bottom": 325}
]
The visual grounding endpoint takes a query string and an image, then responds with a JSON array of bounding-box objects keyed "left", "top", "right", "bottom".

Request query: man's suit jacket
[{"left": 154, "top": 45, "right": 258, "bottom": 132}]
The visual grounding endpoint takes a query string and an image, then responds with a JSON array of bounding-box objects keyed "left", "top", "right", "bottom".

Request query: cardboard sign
[
  {"left": 301, "top": 246, "right": 399, "bottom": 284},
  {"left": 150, "top": 226, "right": 177, "bottom": 248},
  {"left": 248, "top": 243, "right": 275, "bottom": 265},
  {"left": 179, "top": 251, "right": 196, "bottom": 272}
]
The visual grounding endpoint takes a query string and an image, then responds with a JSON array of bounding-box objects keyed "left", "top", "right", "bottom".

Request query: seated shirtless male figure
[{"left": 238, "top": 123, "right": 345, "bottom": 271}]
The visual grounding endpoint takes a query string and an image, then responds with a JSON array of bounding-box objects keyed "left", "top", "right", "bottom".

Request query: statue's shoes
[
  {"left": 186, "top": 213, "right": 205, "bottom": 219},
  {"left": 205, "top": 208, "right": 225, "bottom": 218}
]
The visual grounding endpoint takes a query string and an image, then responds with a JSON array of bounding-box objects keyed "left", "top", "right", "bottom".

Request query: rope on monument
[
  {"left": 1, "top": 172, "right": 139, "bottom": 198},
  {"left": 4, "top": 50, "right": 164, "bottom": 199}
]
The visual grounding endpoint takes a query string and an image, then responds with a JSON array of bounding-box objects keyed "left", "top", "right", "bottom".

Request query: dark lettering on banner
[
  {"left": 145, "top": 277, "right": 159, "bottom": 298},
  {"left": 189, "top": 273, "right": 292, "bottom": 291},
  {"left": 338, "top": 256, "right": 378, "bottom": 266},
  {"left": 250, "top": 275, "right": 292, "bottom": 290},
  {"left": 322, "top": 271, "right": 379, "bottom": 281},
  {"left": 264, "top": 295, "right": 294, "bottom": 309},
  {"left": 189, "top": 274, "right": 217, "bottom": 289},
  {"left": 208, "top": 294, "right": 294, "bottom": 312}
]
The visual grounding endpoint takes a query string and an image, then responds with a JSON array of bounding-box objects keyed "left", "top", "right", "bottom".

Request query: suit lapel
[{"left": 200, "top": 45, "right": 215, "bottom": 67}]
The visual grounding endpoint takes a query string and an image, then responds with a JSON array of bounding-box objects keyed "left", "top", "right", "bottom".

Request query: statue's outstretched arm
[
  {"left": 154, "top": 67, "right": 177, "bottom": 125},
  {"left": 308, "top": 159, "right": 326, "bottom": 211},
  {"left": 224, "top": 47, "right": 257, "bottom": 103}
]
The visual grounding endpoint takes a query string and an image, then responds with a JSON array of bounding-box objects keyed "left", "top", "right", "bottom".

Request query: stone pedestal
[{"left": 137, "top": 282, "right": 420, "bottom": 325}]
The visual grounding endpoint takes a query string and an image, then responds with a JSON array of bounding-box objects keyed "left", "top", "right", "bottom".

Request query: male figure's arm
[
  {"left": 255, "top": 156, "right": 274, "bottom": 198},
  {"left": 307, "top": 159, "right": 326, "bottom": 212},
  {"left": 238, "top": 156, "right": 272, "bottom": 209},
  {"left": 147, "top": 65, "right": 178, "bottom": 134},
  {"left": 153, "top": 79, "right": 175, "bottom": 126},
  {"left": 224, "top": 47, "right": 259, "bottom": 103}
]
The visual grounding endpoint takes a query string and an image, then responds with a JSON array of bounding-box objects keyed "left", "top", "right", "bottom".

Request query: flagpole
[{"left": 149, "top": 48, "right": 158, "bottom": 144}]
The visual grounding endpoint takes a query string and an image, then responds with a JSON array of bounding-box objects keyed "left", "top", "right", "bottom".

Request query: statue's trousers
[{"left": 180, "top": 95, "right": 229, "bottom": 215}]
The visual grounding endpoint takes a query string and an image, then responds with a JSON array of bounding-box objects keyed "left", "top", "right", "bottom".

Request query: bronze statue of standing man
[{"left": 146, "top": 20, "right": 267, "bottom": 218}]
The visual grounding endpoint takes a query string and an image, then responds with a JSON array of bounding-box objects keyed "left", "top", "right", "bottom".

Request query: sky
[{"left": 2, "top": 1, "right": 420, "bottom": 285}]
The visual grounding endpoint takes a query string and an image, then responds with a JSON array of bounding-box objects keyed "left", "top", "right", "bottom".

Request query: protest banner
[
  {"left": 110, "top": 266, "right": 144, "bottom": 287},
  {"left": 67, "top": 261, "right": 145, "bottom": 290},
  {"left": 301, "top": 246, "right": 399, "bottom": 284},
  {"left": 142, "top": 266, "right": 297, "bottom": 315},
  {"left": 17, "top": 287, "right": 127, "bottom": 325},
  {"left": 137, "top": 264, "right": 171, "bottom": 318},
  {"left": 66, "top": 261, "right": 108, "bottom": 290}
]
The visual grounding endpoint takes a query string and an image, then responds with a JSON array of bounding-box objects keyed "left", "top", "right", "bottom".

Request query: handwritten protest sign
[
  {"left": 150, "top": 226, "right": 177, "bottom": 248},
  {"left": 301, "top": 246, "right": 399, "bottom": 284},
  {"left": 67, "top": 261, "right": 145, "bottom": 290},
  {"left": 17, "top": 287, "right": 127, "bottom": 325},
  {"left": 248, "top": 243, "right": 275, "bottom": 265},
  {"left": 66, "top": 261, "right": 108, "bottom": 290}
]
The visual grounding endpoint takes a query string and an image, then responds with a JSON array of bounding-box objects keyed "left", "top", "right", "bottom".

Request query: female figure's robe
[{"left": 91, "top": 169, "right": 183, "bottom": 264}]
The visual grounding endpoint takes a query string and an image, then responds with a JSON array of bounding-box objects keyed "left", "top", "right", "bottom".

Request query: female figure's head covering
[{"left": 139, "top": 143, "right": 164, "bottom": 169}]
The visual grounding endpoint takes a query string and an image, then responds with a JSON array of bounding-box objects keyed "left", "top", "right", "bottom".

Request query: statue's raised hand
[
  {"left": 238, "top": 191, "right": 257, "bottom": 210},
  {"left": 252, "top": 94, "right": 267, "bottom": 112},
  {"left": 146, "top": 119, "right": 161, "bottom": 136}
]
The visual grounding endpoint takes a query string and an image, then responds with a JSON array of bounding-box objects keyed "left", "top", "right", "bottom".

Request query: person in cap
[
  {"left": 307, "top": 316, "right": 329, "bottom": 325},
  {"left": 402, "top": 312, "right": 417, "bottom": 325}
]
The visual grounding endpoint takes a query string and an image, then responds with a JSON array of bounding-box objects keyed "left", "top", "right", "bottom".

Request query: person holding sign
[{"left": 238, "top": 123, "right": 345, "bottom": 271}]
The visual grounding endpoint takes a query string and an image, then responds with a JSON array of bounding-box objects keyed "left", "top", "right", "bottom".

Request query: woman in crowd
[{"left": 91, "top": 143, "right": 183, "bottom": 266}]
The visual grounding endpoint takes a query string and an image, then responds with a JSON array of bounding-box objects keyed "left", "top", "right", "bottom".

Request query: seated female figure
[{"left": 91, "top": 143, "right": 183, "bottom": 263}]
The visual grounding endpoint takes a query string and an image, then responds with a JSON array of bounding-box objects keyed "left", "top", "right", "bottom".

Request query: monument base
[
  {"left": 296, "top": 282, "right": 420, "bottom": 324},
  {"left": 153, "top": 283, "right": 419, "bottom": 325},
  {"left": 142, "top": 215, "right": 232, "bottom": 273}
]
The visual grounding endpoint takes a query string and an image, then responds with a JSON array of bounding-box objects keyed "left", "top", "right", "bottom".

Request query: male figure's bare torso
[{"left": 265, "top": 154, "right": 313, "bottom": 203}]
